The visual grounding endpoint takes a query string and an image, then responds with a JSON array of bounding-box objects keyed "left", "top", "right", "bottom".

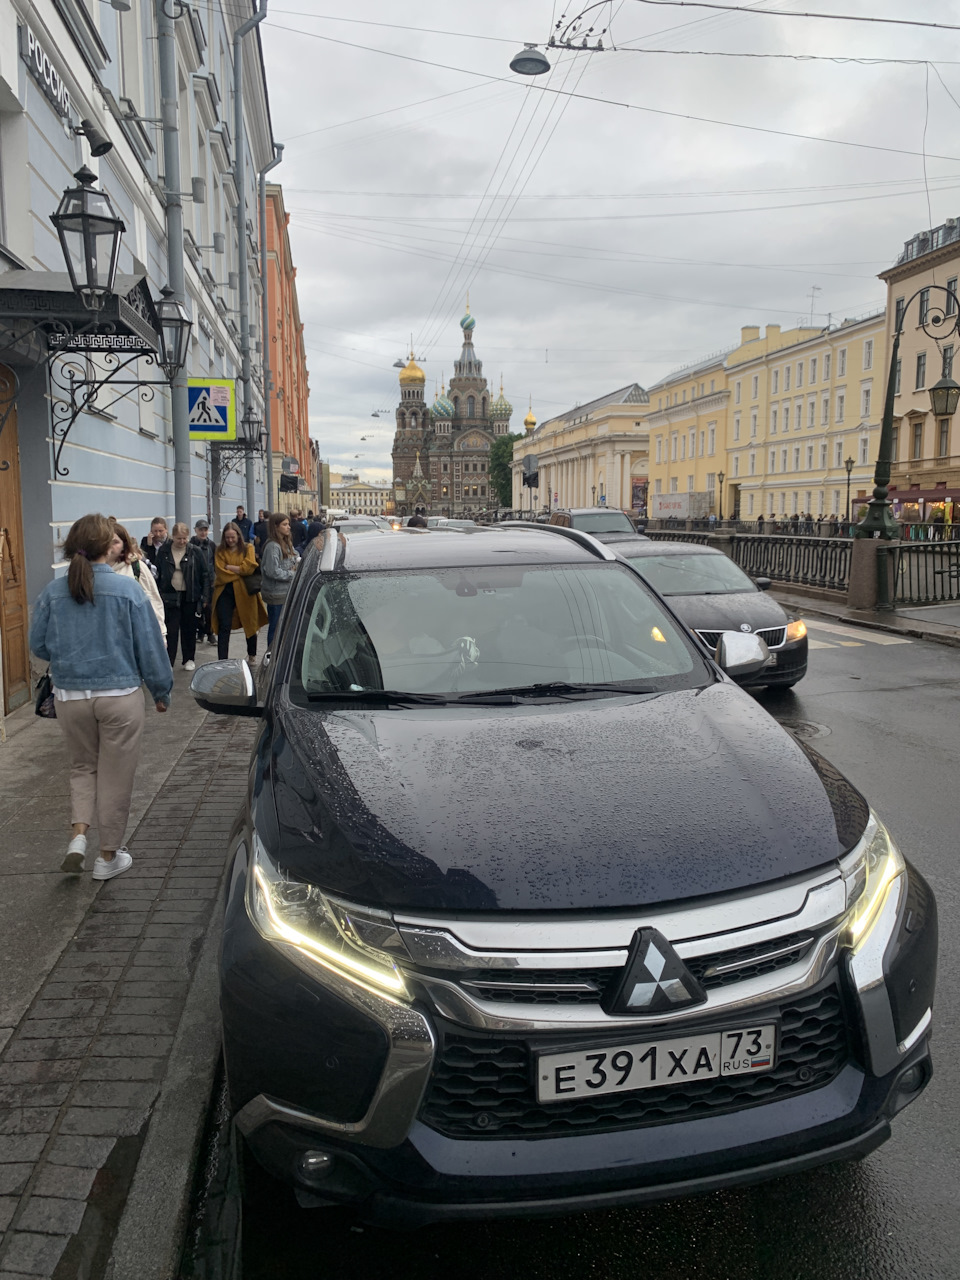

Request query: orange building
[{"left": 264, "top": 183, "right": 311, "bottom": 512}]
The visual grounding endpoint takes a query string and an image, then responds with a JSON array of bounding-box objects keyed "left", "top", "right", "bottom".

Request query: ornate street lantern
[
  {"left": 240, "top": 405, "right": 263, "bottom": 446},
  {"left": 155, "top": 286, "right": 192, "bottom": 382},
  {"left": 51, "top": 166, "right": 125, "bottom": 311},
  {"left": 927, "top": 375, "right": 960, "bottom": 419}
]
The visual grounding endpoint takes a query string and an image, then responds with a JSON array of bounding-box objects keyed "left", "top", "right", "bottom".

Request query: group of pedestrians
[{"left": 29, "top": 505, "right": 318, "bottom": 885}]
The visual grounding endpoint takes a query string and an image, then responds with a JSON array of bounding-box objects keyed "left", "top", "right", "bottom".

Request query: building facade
[
  {"left": 0, "top": 0, "right": 276, "bottom": 713},
  {"left": 510, "top": 383, "right": 650, "bottom": 513},
  {"left": 330, "top": 480, "right": 391, "bottom": 515},
  {"left": 645, "top": 316, "right": 885, "bottom": 522},
  {"left": 391, "top": 309, "right": 514, "bottom": 517},
  {"left": 263, "top": 181, "right": 309, "bottom": 513},
  {"left": 878, "top": 221, "right": 960, "bottom": 523}
]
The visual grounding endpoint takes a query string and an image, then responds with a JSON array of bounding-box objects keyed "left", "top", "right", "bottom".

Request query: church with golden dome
[{"left": 391, "top": 309, "right": 515, "bottom": 516}]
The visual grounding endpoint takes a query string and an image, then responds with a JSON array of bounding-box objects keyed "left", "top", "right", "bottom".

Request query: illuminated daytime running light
[{"left": 843, "top": 815, "right": 905, "bottom": 948}]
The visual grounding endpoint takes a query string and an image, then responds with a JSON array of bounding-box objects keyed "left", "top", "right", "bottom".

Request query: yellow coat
[{"left": 211, "top": 544, "right": 267, "bottom": 639}]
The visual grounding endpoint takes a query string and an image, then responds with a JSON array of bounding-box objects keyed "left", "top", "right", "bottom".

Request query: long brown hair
[
  {"left": 64, "top": 514, "right": 113, "bottom": 604},
  {"left": 109, "top": 519, "right": 141, "bottom": 565},
  {"left": 266, "top": 511, "right": 294, "bottom": 556},
  {"left": 218, "top": 521, "right": 246, "bottom": 553}
]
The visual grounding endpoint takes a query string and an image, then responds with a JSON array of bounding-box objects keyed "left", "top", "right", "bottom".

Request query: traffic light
[{"left": 522, "top": 454, "right": 539, "bottom": 488}]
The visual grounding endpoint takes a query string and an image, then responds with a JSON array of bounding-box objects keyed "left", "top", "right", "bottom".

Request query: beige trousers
[{"left": 56, "top": 690, "right": 145, "bottom": 850}]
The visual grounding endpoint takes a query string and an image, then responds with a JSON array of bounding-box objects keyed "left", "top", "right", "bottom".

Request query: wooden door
[{"left": 0, "top": 371, "right": 31, "bottom": 713}]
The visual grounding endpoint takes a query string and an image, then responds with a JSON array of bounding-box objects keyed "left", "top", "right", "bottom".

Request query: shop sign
[
  {"left": 281, "top": 455, "right": 300, "bottom": 475},
  {"left": 19, "top": 25, "right": 71, "bottom": 118}
]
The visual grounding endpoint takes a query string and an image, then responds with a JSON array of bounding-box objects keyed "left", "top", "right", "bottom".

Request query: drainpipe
[
  {"left": 157, "top": 0, "right": 191, "bottom": 523},
  {"left": 259, "top": 142, "right": 283, "bottom": 512},
  {"left": 234, "top": 0, "right": 269, "bottom": 517}
]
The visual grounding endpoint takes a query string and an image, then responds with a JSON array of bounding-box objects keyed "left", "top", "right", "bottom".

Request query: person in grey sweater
[{"left": 260, "top": 511, "right": 300, "bottom": 645}]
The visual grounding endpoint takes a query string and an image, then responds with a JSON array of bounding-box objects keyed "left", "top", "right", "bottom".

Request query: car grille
[
  {"left": 696, "top": 626, "right": 786, "bottom": 650},
  {"left": 420, "top": 984, "right": 848, "bottom": 1140},
  {"left": 454, "top": 933, "right": 814, "bottom": 1006}
]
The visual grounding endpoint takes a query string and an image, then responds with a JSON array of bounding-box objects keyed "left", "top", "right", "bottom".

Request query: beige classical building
[
  {"left": 330, "top": 480, "right": 391, "bottom": 515},
  {"left": 646, "top": 316, "right": 886, "bottom": 521},
  {"left": 511, "top": 384, "right": 650, "bottom": 513},
  {"left": 878, "top": 221, "right": 960, "bottom": 522}
]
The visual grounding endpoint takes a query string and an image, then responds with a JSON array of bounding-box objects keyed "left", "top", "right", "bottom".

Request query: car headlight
[
  {"left": 785, "top": 619, "right": 807, "bottom": 642},
  {"left": 841, "top": 812, "right": 905, "bottom": 950},
  {"left": 246, "top": 836, "right": 409, "bottom": 999}
]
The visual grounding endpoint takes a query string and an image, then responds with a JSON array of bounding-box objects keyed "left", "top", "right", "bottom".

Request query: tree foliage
[{"left": 489, "top": 433, "right": 524, "bottom": 507}]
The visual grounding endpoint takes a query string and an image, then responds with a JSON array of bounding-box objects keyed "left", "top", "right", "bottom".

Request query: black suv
[
  {"left": 192, "top": 525, "right": 936, "bottom": 1225},
  {"left": 548, "top": 507, "right": 645, "bottom": 541}
]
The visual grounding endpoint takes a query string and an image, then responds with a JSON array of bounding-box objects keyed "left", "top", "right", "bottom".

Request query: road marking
[
  {"left": 808, "top": 639, "right": 836, "bottom": 649},
  {"left": 837, "top": 640, "right": 864, "bottom": 647},
  {"left": 805, "top": 620, "right": 912, "bottom": 646}
]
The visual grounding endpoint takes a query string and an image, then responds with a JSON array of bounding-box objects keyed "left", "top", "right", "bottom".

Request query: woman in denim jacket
[
  {"left": 29, "top": 514, "right": 173, "bottom": 880},
  {"left": 259, "top": 512, "right": 300, "bottom": 646}
]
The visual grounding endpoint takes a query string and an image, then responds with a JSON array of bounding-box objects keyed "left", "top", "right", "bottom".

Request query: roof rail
[{"left": 496, "top": 522, "right": 617, "bottom": 561}]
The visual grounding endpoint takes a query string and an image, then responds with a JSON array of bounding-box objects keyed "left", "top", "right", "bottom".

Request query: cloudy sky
[{"left": 258, "top": 0, "right": 959, "bottom": 482}]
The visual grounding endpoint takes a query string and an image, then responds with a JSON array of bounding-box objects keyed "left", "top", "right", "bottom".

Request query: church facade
[{"left": 391, "top": 310, "right": 514, "bottom": 516}]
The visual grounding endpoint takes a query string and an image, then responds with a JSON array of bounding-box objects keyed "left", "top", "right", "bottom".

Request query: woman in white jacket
[{"left": 108, "top": 521, "right": 166, "bottom": 635}]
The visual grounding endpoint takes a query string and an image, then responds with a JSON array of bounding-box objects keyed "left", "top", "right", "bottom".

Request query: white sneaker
[
  {"left": 184, "top": 660, "right": 196, "bottom": 671},
  {"left": 61, "top": 834, "right": 87, "bottom": 873},
  {"left": 92, "top": 847, "right": 133, "bottom": 880}
]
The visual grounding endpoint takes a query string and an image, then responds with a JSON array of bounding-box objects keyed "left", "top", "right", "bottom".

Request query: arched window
[
  {"left": 410, "top": 413, "right": 417, "bottom": 429},
  {"left": 453, "top": 396, "right": 460, "bottom": 414},
  {"left": 468, "top": 395, "right": 476, "bottom": 417},
  {"left": 482, "top": 397, "right": 487, "bottom": 417},
  {"left": 397, "top": 411, "right": 405, "bottom": 429}
]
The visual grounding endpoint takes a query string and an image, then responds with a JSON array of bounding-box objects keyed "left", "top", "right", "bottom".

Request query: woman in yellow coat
[{"left": 212, "top": 522, "right": 267, "bottom": 662}]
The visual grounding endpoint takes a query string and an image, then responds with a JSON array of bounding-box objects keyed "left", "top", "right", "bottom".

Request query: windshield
[
  {"left": 624, "top": 551, "right": 757, "bottom": 595},
  {"left": 291, "top": 563, "right": 704, "bottom": 700},
  {"left": 569, "top": 511, "right": 635, "bottom": 533}
]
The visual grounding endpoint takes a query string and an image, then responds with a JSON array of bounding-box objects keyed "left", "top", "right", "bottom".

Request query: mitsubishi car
[{"left": 191, "top": 524, "right": 936, "bottom": 1225}]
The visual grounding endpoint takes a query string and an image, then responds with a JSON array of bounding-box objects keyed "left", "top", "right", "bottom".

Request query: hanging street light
[
  {"left": 51, "top": 166, "right": 125, "bottom": 311},
  {"left": 928, "top": 374, "right": 960, "bottom": 419},
  {"left": 155, "top": 286, "right": 192, "bottom": 382},
  {"left": 240, "top": 405, "right": 263, "bottom": 448},
  {"left": 509, "top": 44, "right": 551, "bottom": 75}
]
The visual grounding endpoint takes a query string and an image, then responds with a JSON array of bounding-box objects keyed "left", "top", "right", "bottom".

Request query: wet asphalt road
[{"left": 238, "top": 620, "right": 960, "bottom": 1280}]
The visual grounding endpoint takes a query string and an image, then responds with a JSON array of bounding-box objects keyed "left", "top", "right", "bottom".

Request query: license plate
[{"left": 536, "top": 1023, "right": 777, "bottom": 1103}]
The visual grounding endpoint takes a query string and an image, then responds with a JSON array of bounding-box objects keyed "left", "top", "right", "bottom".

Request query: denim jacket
[{"left": 29, "top": 564, "right": 174, "bottom": 706}]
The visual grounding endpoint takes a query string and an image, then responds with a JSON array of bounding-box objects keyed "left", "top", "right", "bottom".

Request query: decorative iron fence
[
  {"left": 886, "top": 542, "right": 960, "bottom": 604},
  {"left": 732, "top": 536, "right": 852, "bottom": 592},
  {"left": 644, "top": 530, "right": 713, "bottom": 546}
]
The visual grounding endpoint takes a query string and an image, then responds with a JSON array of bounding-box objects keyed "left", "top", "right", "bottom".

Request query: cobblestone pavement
[{"left": 0, "top": 704, "right": 256, "bottom": 1277}]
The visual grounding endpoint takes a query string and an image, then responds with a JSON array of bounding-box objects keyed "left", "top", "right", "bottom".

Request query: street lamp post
[
  {"left": 844, "top": 456, "right": 855, "bottom": 527},
  {"left": 591, "top": 484, "right": 596, "bottom": 505},
  {"left": 51, "top": 167, "right": 125, "bottom": 311},
  {"left": 717, "top": 470, "right": 725, "bottom": 521},
  {"left": 858, "top": 284, "right": 960, "bottom": 541}
]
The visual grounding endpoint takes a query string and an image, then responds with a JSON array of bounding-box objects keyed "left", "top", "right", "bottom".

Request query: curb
[
  {"left": 105, "top": 885, "right": 226, "bottom": 1280},
  {"left": 770, "top": 591, "right": 960, "bottom": 651}
]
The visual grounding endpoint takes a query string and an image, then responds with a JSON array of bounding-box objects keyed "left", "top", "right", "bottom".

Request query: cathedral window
[
  {"left": 481, "top": 486, "right": 486, "bottom": 497},
  {"left": 468, "top": 395, "right": 476, "bottom": 417},
  {"left": 482, "top": 397, "right": 487, "bottom": 416},
  {"left": 410, "top": 413, "right": 417, "bottom": 428},
  {"left": 480, "top": 462, "right": 486, "bottom": 472},
  {"left": 453, "top": 396, "right": 460, "bottom": 414},
  {"left": 442, "top": 462, "right": 448, "bottom": 472}
]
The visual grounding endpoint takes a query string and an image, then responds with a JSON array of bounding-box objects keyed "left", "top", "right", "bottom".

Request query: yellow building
[
  {"left": 878, "top": 221, "right": 960, "bottom": 522},
  {"left": 646, "top": 316, "right": 886, "bottom": 521},
  {"left": 511, "top": 384, "right": 650, "bottom": 512}
]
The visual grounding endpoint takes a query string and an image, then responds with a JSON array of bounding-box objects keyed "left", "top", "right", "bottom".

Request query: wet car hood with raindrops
[
  {"left": 264, "top": 680, "right": 869, "bottom": 912},
  {"left": 656, "top": 591, "right": 790, "bottom": 637}
]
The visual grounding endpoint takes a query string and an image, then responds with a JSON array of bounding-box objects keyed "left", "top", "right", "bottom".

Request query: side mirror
[
  {"left": 189, "top": 659, "right": 262, "bottom": 716},
  {"left": 755, "top": 576, "right": 772, "bottom": 591},
  {"left": 715, "top": 632, "right": 770, "bottom": 679}
]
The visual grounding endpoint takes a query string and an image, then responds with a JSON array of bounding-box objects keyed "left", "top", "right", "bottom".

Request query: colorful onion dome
[
  {"left": 491, "top": 378, "right": 512, "bottom": 418},
  {"left": 433, "top": 382, "right": 454, "bottom": 418},
  {"left": 460, "top": 311, "right": 476, "bottom": 333}
]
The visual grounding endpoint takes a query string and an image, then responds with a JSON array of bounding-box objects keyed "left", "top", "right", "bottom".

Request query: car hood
[
  {"left": 267, "top": 684, "right": 866, "bottom": 912},
  {"left": 661, "top": 590, "right": 789, "bottom": 634}
]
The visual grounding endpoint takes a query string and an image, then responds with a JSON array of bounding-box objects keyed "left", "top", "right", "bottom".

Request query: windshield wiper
[
  {"left": 306, "top": 689, "right": 450, "bottom": 706},
  {"left": 456, "top": 681, "right": 657, "bottom": 700}
]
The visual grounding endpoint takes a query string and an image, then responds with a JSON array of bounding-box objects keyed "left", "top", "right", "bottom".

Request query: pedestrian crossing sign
[{"left": 188, "top": 378, "right": 236, "bottom": 441}]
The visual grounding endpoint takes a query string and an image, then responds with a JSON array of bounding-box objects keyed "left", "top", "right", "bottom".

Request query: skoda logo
[
  {"left": 602, "top": 928, "right": 707, "bottom": 1017},
  {"left": 740, "top": 623, "right": 751, "bottom": 632}
]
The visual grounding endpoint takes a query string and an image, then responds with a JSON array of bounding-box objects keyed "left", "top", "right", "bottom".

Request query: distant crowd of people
[{"left": 29, "top": 505, "right": 328, "bottom": 882}]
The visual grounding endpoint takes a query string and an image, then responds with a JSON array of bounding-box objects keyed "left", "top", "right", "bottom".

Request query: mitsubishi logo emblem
[{"left": 601, "top": 928, "right": 707, "bottom": 1017}]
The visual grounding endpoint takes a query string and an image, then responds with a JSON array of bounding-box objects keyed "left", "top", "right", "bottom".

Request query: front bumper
[
  {"left": 222, "top": 850, "right": 936, "bottom": 1224},
  {"left": 742, "top": 635, "right": 808, "bottom": 687}
]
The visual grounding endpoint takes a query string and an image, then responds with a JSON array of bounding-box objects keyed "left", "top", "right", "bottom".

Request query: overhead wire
[{"left": 627, "top": 1, "right": 960, "bottom": 33}]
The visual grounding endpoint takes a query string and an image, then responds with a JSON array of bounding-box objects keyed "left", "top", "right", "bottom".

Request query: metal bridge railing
[
  {"left": 887, "top": 542, "right": 960, "bottom": 604},
  {"left": 732, "top": 535, "right": 852, "bottom": 591}
]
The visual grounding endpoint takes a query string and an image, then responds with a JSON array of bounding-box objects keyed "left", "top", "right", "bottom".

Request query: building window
[
  {"left": 863, "top": 339, "right": 873, "bottom": 370},
  {"left": 912, "top": 421, "right": 923, "bottom": 458},
  {"left": 656, "top": 437, "right": 663, "bottom": 464},
  {"left": 796, "top": 362, "right": 804, "bottom": 388},
  {"left": 468, "top": 395, "right": 476, "bottom": 416},
  {"left": 861, "top": 387, "right": 871, "bottom": 418},
  {"left": 916, "top": 352, "right": 926, "bottom": 389},
  {"left": 939, "top": 419, "right": 950, "bottom": 457},
  {"left": 784, "top": 366, "right": 791, "bottom": 391},
  {"left": 891, "top": 424, "right": 899, "bottom": 461},
  {"left": 689, "top": 429, "right": 696, "bottom": 457},
  {"left": 837, "top": 348, "right": 847, "bottom": 377},
  {"left": 748, "top": 493, "right": 754, "bottom": 515},
  {"left": 734, "top": 416, "right": 741, "bottom": 441},
  {"left": 835, "top": 440, "right": 843, "bottom": 467},
  {"left": 783, "top": 405, "right": 790, "bottom": 431},
  {"left": 735, "top": 381, "right": 742, "bottom": 404},
  {"left": 793, "top": 447, "right": 801, "bottom": 470},
  {"left": 919, "top": 288, "right": 930, "bottom": 325},
  {"left": 670, "top": 476, "right": 678, "bottom": 493},
  {"left": 836, "top": 393, "right": 845, "bottom": 422},
  {"left": 655, "top": 478, "right": 662, "bottom": 494},
  {"left": 860, "top": 436, "right": 869, "bottom": 464},
  {"left": 769, "top": 449, "right": 776, "bottom": 471},
  {"left": 806, "top": 445, "right": 813, "bottom": 469},
  {"left": 687, "top": 474, "right": 695, "bottom": 492},
  {"left": 808, "top": 400, "right": 815, "bottom": 428},
  {"left": 749, "top": 452, "right": 756, "bottom": 475},
  {"left": 442, "top": 461, "right": 449, "bottom": 471},
  {"left": 750, "top": 413, "right": 757, "bottom": 437},
  {"left": 820, "top": 443, "right": 827, "bottom": 468},
  {"left": 772, "top": 370, "right": 779, "bottom": 394},
  {"left": 699, "top": 430, "right": 705, "bottom": 456},
  {"left": 781, "top": 448, "right": 788, "bottom": 472},
  {"left": 895, "top": 359, "right": 902, "bottom": 394},
  {"left": 943, "top": 344, "right": 955, "bottom": 379},
  {"left": 706, "top": 472, "right": 716, "bottom": 495},
  {"left": 682, "top": 389, "right": 687, "bottom": 403},
  {"left": 810, "top": 357, "right": 818, "bottom": 383},
  {"left": 481, "top": 485, "right": 486, "bottom": 496},
  {"left": 708, "top": 424, "right": 716, "bottom": 455},
  {"left": 947, "top": 279, "right": 958, "bottom": 316},
  {"left": 823, "top": 352, "right": 831, "bottom": 380},
  {"left": 791, "top": 491, "right": 799, "bottom": 515},
  {"left": 681, "top": 435, "right": 686, "bottom": 460},
  {"left": 771, "top": 408, "right": 778, "bottom": 433},
  {"left": 671, "top": 434, "right": 678, "bottom": 461},
  {"left": 710, "top": 378, "right": 715, "bottom": 392},
  {"left": 895, "top": 296, "right": 906, "bottom": 330},
  {"left": 733, "top": 455, "right": 739, "bottom": 477},
  {"left": 751, "top": 375, "right": 759, "bottom": 399}
]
